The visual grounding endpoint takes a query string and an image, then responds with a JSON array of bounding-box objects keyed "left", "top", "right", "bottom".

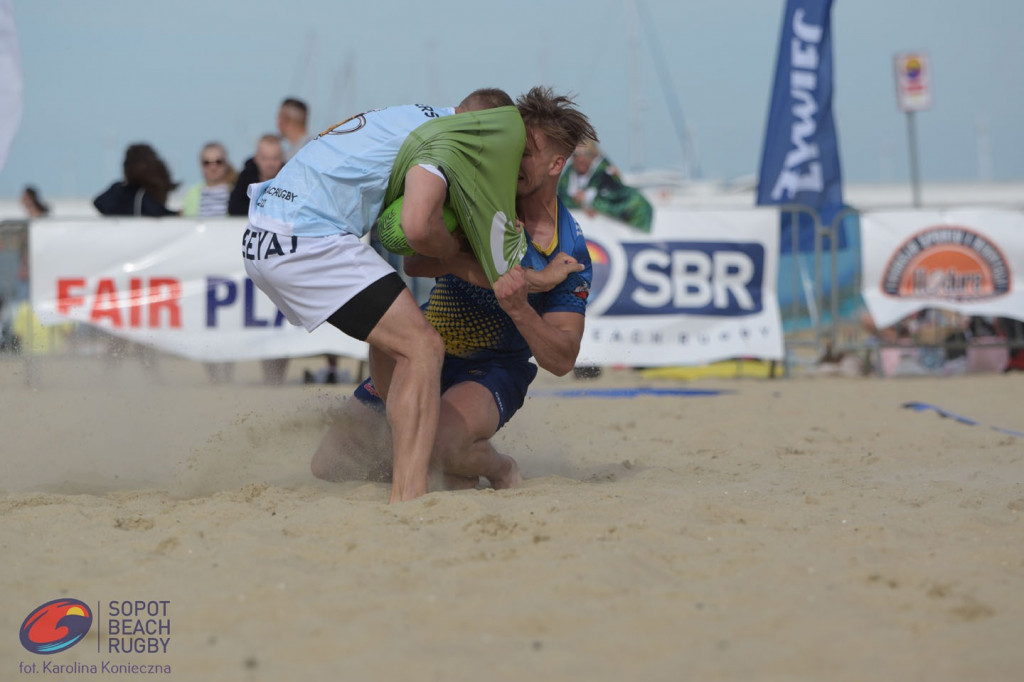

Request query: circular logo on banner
[
  {"left": 583, "top": 236, "right": 624, "bottom": 317},
  {"left": 881, "top": 225, "right": 1010, "bottom": 300},
  {"left": 20, "top": 599, "right": 94, "bottom": 655}
]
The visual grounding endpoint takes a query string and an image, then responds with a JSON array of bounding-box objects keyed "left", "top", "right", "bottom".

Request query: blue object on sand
[
  {"left": 533, "top": 387, "right": 730, "bottom": 399},
  {"left": 902, "top": 402, "right": 1024, "bottom": 437}
]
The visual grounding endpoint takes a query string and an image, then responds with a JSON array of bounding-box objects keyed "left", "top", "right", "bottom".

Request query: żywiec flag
[
  {"left": 0, "top": 0, "right": 22, "bottom": 172},
  {"left": 756, "top": 0, "right": 843, "bottom": 252}
]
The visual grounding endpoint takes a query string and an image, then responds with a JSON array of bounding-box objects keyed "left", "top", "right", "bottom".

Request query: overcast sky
[{"left": 2, "top": 0, "right": 1022, "bottom": 200}]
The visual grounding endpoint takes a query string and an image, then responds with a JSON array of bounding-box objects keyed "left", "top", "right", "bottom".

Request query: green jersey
[{"left": 384, "top": 106, "right": 527, "bottom": 284}]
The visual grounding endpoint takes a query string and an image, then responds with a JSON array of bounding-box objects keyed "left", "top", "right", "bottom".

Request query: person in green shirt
[{"left": 557, "top": 139, "right": 653, "bottom": 232}]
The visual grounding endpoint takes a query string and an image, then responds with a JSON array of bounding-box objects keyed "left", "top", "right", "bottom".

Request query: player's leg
[
  {"left": 245, "top": 230, "right": 441, "bottom": 502},
  {"left": 435, "top": 381, "right": 521, "bottom": 489},
  {"left": 360, "top": 289, "right": 444, "bottom": 502},
  {"left": 322, "top": 264, "right": 443, "bottom": 503}
]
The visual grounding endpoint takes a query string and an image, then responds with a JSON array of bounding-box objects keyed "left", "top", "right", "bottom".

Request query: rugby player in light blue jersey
[
  {"left": 311, "top": 87, "right": 599, "bottom": 492},
  {"left": 242, "top": 88, "right": 521, "bottom": 503}
]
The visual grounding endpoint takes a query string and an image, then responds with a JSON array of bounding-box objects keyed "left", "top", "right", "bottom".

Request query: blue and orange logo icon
[{"left": 20, "top": 599, "right": 93, "bottom": 654}]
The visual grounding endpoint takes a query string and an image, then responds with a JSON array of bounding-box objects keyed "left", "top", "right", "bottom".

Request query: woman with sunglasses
[
  {"left": 181, "top": 142, "right": 238, "bottom": 217},
  {"left": 182, "top": 142, "right": 240, "bottom": 384}
]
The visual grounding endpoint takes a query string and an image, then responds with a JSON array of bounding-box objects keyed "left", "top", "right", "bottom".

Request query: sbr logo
[
  {"left": 20, "top": 599, "right": 93, "bottom": 654},
  {"left": 586, "top": 238, "right": 765, "bottom": 317}
]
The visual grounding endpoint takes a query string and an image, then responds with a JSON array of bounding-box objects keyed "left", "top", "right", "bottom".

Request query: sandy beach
[{"left": 2, "top": 353, "right": 1022, "bottom": 681}]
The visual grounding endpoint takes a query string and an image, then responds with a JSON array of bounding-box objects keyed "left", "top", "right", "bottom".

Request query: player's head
[
  {"left": 515, "top": 86, "right": 598, "bottom": 198},
  {"left": 516, "top": 86, "right": 597, "bottom": 159},
  {"left": 456, "top": 88, "right": 514, "bottom": 113}
]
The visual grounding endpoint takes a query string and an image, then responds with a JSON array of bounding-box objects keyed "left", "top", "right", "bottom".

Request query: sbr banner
[
  {"left": 30, "top": 219, "right": 367, "bottom": 362},
  {"left": 860, "top": 209, "right": 1024, "bottom": 328},
  {"left": 574, "top": 209, "right": 785, "bottom": 366}
]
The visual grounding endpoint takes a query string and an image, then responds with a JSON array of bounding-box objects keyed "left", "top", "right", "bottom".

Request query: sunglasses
[{"left": 202, "top": 158, "right": 225, "bottom": 166}]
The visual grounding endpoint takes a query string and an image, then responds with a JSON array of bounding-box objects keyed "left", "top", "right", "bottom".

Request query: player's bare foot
[{"left": 488, "top": 454, "right": 522, "bottom": 490}]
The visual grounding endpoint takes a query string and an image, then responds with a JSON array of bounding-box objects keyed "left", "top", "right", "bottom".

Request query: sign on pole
[
  {"left": 893, "top": 52, "right": 932, "bottom": 112},
  {"left": 894, "top": 52, "right": 931, "bottom": 206}
]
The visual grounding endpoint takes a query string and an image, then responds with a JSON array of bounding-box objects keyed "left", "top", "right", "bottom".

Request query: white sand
[{"left": 2, "top": 354, "right": 1022, "bottom": 681}]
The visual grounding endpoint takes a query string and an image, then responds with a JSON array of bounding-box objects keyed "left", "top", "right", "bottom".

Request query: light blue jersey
[{"left": 247, "top": 104, "right": 455, "bottom": 238}]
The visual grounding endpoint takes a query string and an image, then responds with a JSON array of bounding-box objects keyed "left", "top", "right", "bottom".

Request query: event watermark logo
[
  {"left": 17, "top": 598, "right": 172, "bottom": 676},
  {"left": 881, "top": 225, "right": 1011, "bottom": 300},
  {"left": 19, "top": 599, "right": 93, "bottom": 655}
]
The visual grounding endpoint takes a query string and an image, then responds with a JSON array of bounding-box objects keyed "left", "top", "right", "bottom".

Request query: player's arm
[
  {"left": 404, "top": 248, "right": 491, "bottom": 289},
  {"left": 494, "top": 265, "right": 584, "bottom": 376},
  {"left": 400, "top": 166, "right": 460, "bottom": 260}
]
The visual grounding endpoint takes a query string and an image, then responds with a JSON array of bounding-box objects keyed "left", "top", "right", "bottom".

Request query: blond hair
[{"left": 516, "top": 86, "right": 598, "bottom": 157}]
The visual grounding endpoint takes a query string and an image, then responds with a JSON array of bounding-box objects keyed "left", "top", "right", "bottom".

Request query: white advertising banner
[
  {"left": 860, "top": 209, "right": 1024, "bottom": 329},
  {"left": 30, "top": 219, "right": 367, "bottom": 362},
  {"left": 30, "top": 212, "right": 786, "bottom": 366},
  {"left": 573, "top": 209, "right": 785, "bottom": 366}
]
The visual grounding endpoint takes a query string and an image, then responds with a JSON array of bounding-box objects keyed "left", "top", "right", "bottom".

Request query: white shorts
[{"left": 242, "top": 226, "right": 397, "bottom": 332}]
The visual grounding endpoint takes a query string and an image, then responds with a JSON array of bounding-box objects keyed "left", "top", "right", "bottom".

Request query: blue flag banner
[{"left": 756, "top": 0, "right": 842, "bottom": 218}]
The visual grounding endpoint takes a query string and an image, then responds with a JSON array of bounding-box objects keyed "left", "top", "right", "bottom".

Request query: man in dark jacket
[{"left": 227, "top": 134, "right": 284, "bottom": 216}]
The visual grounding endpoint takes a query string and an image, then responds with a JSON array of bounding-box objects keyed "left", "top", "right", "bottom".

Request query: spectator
[
  {"left": 181, "top": 141, "right": 239, "bottom": 384},
  {"left": 226, "top": 97, "right": 308, "bottom": 216},
  {"left": 558, "top": 141, "right": 652, "bottom": 380},
  {"left": 93, "top": 143, "right": 179, "bottom": 217},
  {"left": 277, "top": 97, "right": 312, "bottom": 160},
  {"left": 21, "top": 185, "right": 49, "bottom": 218},
  {"left": 228, "top": 134, "right": 284, "bottom": 216},
  {"left": 863, "top": 308, "right": 978, "bottom": 376},
  {"left": 181, "top": 142, "right": 237, "bottom": 218},
  {"left": 1001, "top": 317, "right": 1024, "bottom": 372},
  {"left": 278, "top": 100, "right": 342, "bottom": 382},
  {"left": 557, "top": 139, "right": 653, "bottom": 232},
  {"left": 276, "top": 99, "right": 345, "bottom": 385}
]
